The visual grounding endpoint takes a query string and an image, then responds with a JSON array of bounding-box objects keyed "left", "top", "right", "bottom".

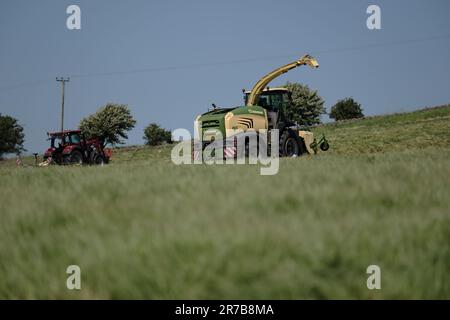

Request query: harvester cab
[{"left": 243, "top": 87, "right": 292, "bottom": 131}]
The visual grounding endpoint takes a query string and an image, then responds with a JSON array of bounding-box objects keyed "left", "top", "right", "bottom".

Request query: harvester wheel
[
  {"left": 280, "top": 130, "right": 305, "bottom": 157},
  {"left": 244, "top": 133, "right": 264, "bottom": 158},
  {"left": 320, "top": 140, "right": 330, "bottom": 151},
  {"left": 69, "top": 150, "right": 83, "bottom": 165}
]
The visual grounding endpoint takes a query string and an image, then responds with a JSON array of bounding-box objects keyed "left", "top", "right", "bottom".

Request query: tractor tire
[
  {"left": 279, "top": 129, "right": 306, "bottom": 157},
  {"left": 62, "top": 155, "right": 71, "bottom": 165},
  {"left": 69, "top": 150, "right": 84, "bottom": 165},
  {"left": 92, "top": 153, "right": 105, "bottom": 165}
]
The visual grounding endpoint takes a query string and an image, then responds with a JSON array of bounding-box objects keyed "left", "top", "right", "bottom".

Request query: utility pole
[{"left": 56, "top": 77, "right": 70, "bottom": 133}]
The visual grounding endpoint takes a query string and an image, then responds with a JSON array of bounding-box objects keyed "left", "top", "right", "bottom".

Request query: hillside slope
[
  {"left": 311, "top": 104, "right": 450, "bottom": 155},
  {"left": 109, "top": 104, "right": 450, "bottom": 160},
  {"left": 111, "top": 104, "right": 450, "bottom": 160}
]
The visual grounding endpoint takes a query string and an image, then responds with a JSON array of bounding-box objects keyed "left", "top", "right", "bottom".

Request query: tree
[
  {"left": 330, "top": 97, "right": 364, "bottom": 121},
  {"left": 284, "top": 82, "right": 326, "bottom": 126},
  {"left": 79, "top": 103, "right": 136, "bottom": 146},
  {"left": 0, "top": 114, "right": 25, "bottom": 159},
  {"left": 143, "top": 123, "right": 172, "bottom": 146}
]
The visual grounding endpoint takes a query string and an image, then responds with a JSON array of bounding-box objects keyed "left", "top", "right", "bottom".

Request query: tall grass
[{"left": 0, "top": 105, "right": 449, "bottom": 299}]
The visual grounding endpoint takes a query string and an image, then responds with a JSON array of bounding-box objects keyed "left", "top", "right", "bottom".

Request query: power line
[
  {"left": 0, "top": 33, "right": 449, "bottom": 93},
  {"left": 69, "top": 33, "right": 450, "bottom": 79},
  {"left": 70, "top": 33, "right": 450, "bottom": 78},
  {"left": 0, "top": 78, "right": 53, "bottom": 93}
]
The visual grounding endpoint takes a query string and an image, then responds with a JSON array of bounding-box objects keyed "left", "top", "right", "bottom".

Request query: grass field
[{"left": 0, "top": 105, "right": 449, "bottom": 299}]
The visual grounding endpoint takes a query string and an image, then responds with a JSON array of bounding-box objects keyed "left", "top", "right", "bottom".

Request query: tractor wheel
[
  {"left": 69, "top": 150, "right": 84, "bottom": 165},
  {"left": 62, "top": 155, "right": 71, "bottom": 165},
  {"left": 92, "top": 153, "right": 105, "bottom": 165},
  {"left": 279, "top": 130, "right": 306, "bottom": 157}
]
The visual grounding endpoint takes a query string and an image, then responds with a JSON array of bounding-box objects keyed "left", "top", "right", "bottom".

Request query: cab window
[{"left": 70, "top": 134, "right": 81, "bottom": 144}]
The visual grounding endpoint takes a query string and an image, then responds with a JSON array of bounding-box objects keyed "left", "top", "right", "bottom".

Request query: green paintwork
[
  {"left": 197, "top": 105, "right": 266, "bottom": 142},
  {"left": 196, "top": 109, "right": 227, "bottom": 141}
]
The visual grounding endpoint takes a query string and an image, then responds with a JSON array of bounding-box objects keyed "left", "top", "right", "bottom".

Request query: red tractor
[{"left": 43, "top": 130, "right": 111, "bottom": 165}]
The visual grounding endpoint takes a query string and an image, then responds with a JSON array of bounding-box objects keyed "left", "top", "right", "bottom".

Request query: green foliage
[
  {"left": 143, "top": 123, "right": 172, "bottom": 146},
  {"left": 284, "top": 82, "right": 325, "bottom": 126},
  {"left": 79, "top": 103, "right": 136, "bottom": 146},
  {"left": 0, "top": 113, "right": 25, "bottom": 158},
  {"left": 330, "top": 97, "right": 364, "bottom": 121}
]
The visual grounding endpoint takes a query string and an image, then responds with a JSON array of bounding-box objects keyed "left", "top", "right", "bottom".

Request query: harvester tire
[
  {"left": 244, "top": 133, "right": 265, "bottom": 158},
  {"left": 320, "top": 140, "right": 330, "bottom": 151},
  {"left": 280, "top": 130, "right": 306, "bottom": 157}
]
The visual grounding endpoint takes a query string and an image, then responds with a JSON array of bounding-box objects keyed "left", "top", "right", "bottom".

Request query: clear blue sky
[{"left": 1, "top": 0, "right": 449, "bottom": 154}]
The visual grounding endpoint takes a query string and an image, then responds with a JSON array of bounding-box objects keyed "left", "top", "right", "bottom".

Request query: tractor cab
[
  {"left": 44, "top": 130, "right": 85, "bottom": 164},
  {"left": 243, "top": 87, "right": 291, "bottom": 129},
  {"left": 48, "top": 130, "right": 84, "bottom": 149},
  {"left": 47, "top": 130, "right": 87, "bottom": 154}
]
